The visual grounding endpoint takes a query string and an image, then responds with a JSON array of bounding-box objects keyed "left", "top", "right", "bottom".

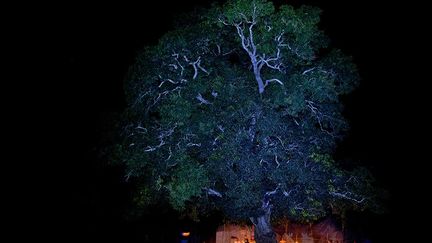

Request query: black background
[{"left": 39, "top": 0, "right": 419, "bottom": 241}]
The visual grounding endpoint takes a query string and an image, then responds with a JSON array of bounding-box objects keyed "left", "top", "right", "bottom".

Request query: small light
[{"left": 181, "top": 232, "right": 190, "bottom": 237}]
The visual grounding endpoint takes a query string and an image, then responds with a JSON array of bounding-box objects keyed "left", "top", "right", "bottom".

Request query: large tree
[{"left": 113, "top": 1, "right": 377, "bottom": 242}]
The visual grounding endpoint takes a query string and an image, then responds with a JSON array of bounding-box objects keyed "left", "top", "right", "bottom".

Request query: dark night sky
[{"left": 51, "top": 0, "right": 418, "bottom": 241}]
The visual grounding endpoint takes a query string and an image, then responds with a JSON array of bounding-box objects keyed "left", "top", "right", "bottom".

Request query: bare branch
[
  {"left": 259, "top": 159, "right": 269, "bottom": 166},
  {"left": 190, "top": 60, "right": 198, "bottom": 79},
  {"left": 165, "top": 146, "right": 172, "bottom": 161},
  {"left": 212, "top": 136, "right": 220, "bottom": 146},
  {"left": 222, "top": 48, "right": 237, "bottom": 56},
  {"left": 283, "top": 190, "right": 292, "bottom": 197},
  {"left": 265, "top": 185, "right": 280, "bottom": 197},
  {"left": 225, "top": 9, "right": 284, "bottom": 93},
  {"left": 186, "top": 56, "right": 209, "bottom": 80},
  {"left": 265, "top": 78, "right": 284, "bottom": 87},
  {"left": 186, "top": 142, "right": 201, "bottom": 147},
  {"left": 275, "top": 155, "right": 280, "bottom": 168},
  {"left": 283, "top": 186, "right": 299, "bottom": 197},
  {"left": 306, "top": 100, "right": 335, "bottom": 136},
  {"left": 206, "top": 188, "right": 222, "bottom": 197},
  {"left": 136, "top": 125, "right": 147, "bottom": 132},
  {"left": 132, "top": 89, "right": 152, "bottom": 108},
  {"left": 158, "top": 75, "right": 178, "bottom": 88},
  {"left": 197, "top": 60, "right": 209, "bottom": 75},
  {"left": 217, "top": 16, "right": 229, "bottom": 26},
  {"left": 196, "top": 93, "right": 212, "bottom": 105},
  {"left": 172, "top": 53, "right": 185, "bottom": 76},
  {"left": 302, "top": 67, "right": 317, "bottom": 75},
  {"left": 330, "top": 191, "right": 366, "bottom": 204},
  {"left": 144, "top": 125, "right": 177, "bottom": 152},
  {"left": 276, "top": 136, "right": 286, "bottom": 150},
  {"left": 265, "top": 21, "right": 272, "bottom": 31},
  {"left": 284, "top": 41, "right": 308, "bottom": 60},
  {"left": 235, "top": 23, "right": 254, "bottom": 57},
  {"left": 248, "top": 18, "right": 257, "bottom": 55},
  {"left": 259, "top": 48, "right": 283, "bottom": 72},
  {"left": 125, "top": 169, "right": 134, "bottom": 182},
  {"left": 294, "top": 203, "right": 304, "bottom": 211}
]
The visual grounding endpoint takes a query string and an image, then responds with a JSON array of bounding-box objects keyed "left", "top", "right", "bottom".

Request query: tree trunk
[
  {"left": 250, "top": 205, "right": 277, "bottom": 243},
  {"left": 253, "top": 63, "right": 265, "bottom": 94}
]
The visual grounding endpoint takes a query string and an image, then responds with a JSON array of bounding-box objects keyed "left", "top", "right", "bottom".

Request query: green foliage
[
  {"left": 223, "top": 0, "right": 275, "bottom": 23},
  {"left": 112, "top": 0, "right": 378, "bottom": 224},
  {"left": 166, "top": 161, "right": 209, "bottom": 210},
  {"left": 134, "top": 185, "right": 157, "bottom": 208},
  {"left": 310, "top": 153, "right": 334, "bottom": 168},
  {"left": 159, "top": 93, "right": 193, "bottom": 124}
]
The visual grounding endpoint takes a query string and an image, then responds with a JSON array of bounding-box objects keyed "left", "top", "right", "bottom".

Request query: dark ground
[{"left": 47, "top": 0, "right": 418, "bottom": 241}]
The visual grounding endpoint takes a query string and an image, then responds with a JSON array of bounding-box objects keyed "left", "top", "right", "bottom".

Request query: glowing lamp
[{"left": 181, "top": 232, "right": 190, "bottom": 237}]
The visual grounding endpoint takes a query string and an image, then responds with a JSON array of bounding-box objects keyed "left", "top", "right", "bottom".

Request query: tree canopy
[{"left": 111, "top": 0, "right": 377, "bottom": 238}]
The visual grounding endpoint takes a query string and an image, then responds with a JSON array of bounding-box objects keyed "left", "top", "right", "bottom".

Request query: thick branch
[{"left": 232, "top": 20, "right": 284, "bottom": 93}]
